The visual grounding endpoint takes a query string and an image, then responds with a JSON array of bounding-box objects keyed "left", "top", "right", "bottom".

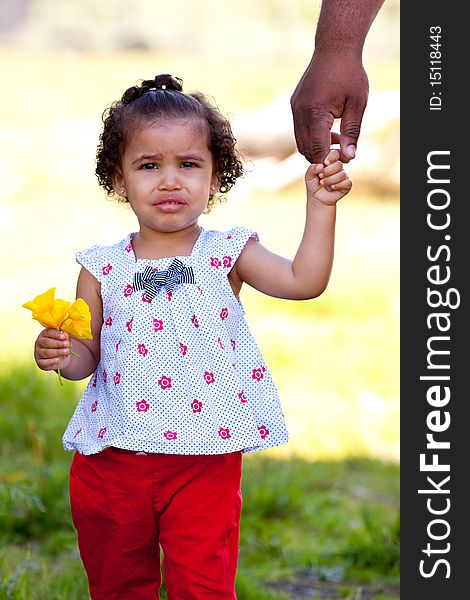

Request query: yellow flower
[
  {"left": 23, "top": 288, "right": 93, "bottom": 386},
  {"left": 60, "top": 298, "right": 93, "bottom": 340},
  {"left": 22, "top": 288, "right": 71, "bottom": 330},
  {"left": 22, "top": 287, "right": 55, "bottom": 314}
]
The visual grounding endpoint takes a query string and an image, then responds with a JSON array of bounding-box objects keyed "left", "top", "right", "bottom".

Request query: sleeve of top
[
  {"left": 75, "top": 244, "right": 109, "bottom": 284},
  {"left": 221, "top": 226, "right": 260, "bottom": 263}
]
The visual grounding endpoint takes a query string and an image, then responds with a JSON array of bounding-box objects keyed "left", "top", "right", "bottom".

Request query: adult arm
[{"left": 291, "top": 0, "right": 385, "bottom": 163}]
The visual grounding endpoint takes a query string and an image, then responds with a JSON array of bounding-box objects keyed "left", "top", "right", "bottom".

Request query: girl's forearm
[{"left": 291, "top": 200, "right": 336, "bottom": 298}]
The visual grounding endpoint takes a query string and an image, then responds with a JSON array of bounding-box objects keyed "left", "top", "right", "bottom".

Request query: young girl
[{"left": 33, "top": 73, "right": 351, "bottom": 599}]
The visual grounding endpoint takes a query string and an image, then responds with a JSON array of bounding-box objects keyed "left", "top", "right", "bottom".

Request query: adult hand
[{"left": 291, "top": 51, "right": 369, "bottom": 164}]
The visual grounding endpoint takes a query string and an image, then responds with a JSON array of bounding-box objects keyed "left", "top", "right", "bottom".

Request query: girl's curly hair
[{"left": 95, "top": 74, "right": 244, "bottom": 212}]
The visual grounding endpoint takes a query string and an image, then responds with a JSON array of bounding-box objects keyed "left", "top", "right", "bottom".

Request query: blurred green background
[{"left": 0, "top": 0, "right": 399, "bottom": 598}]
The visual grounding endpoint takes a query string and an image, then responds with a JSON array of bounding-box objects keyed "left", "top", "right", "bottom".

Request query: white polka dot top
[{"left": 62, "top": 227, "right": 289, "bottom": 455}]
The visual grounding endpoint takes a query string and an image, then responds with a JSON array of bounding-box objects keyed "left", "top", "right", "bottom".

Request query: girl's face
[{"left": 114, "top": 118, "right": 218, "bottom": 236}]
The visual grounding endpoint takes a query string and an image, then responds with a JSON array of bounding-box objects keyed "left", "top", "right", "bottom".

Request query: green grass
[{"left": 0, "top": 365, "right": 399, "bottom": 600}]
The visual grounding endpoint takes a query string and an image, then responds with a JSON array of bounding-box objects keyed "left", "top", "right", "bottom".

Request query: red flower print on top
[
  {"left": 180, "top": 342, "right": 188, "bottom": 356},
  {"left": 252, "top": 368, "right": 264, "bottom": 382},
  {"left": 73, "top": 428, "right": 82, "bottom": 439},
  {"left": 191, "top": 399, "right": 203, "bottom": 413},
  {"left": 138, "top": 343, "right": 148, "bottom": 357},
  {"left": 142, "top": 292, "right": 151, "bottom": 303},
  {"left": 98, "top": 427, "right": 107, "bottom": 439},
  {"left": 210, "top": 257, "right": 221, "bottom": 268},
  {"left": 158, "top": 375, "right": 172, "bottom": 390},
  {"left": 105, "top": 316, "right": 113, "bottom": 326},
  {"left": 103, "top": 369, "right": 107, "bottom": 383},
  {"left": 125, "top": 242, "right": 132, "bottom": 253},
  {"left": 204, "top": 371, "right": 215, "bottom": 384},
  {"left": 191, "top": 315, "right": 199, "bottom": 328},
  {"left": 116, "top": 340, "right": 121, "bottom": 352},
  {"left": 167, "top": 291, "right": 173, "bottom": 301},
  {"left": 258, "top": 425, "right": 270, "bottom": 439},
  {"left": 92, "top": 373, "right": 97, "bottom": 388},
  {"left": 218, "top": 427, "right": 231, "bottom": 440},
  {"left": 136, "top": 399, "right": 150, "bottom": 412},
  {"left": 238, "top": 391, "right": 247, "bottom": 403},
  {"left": 223, "top": 256, "right": 233, "bottom": 268},
  {"left": 220, "top": 308, "right": 228, "bottom": 320},
  {"left": 126, "top": 318, "right": 133, "bottom": 332},
  {"left": 114, "top": 372, "right": 121, "bottom": 384},
  {"left": 124, "top": 284, "right": 134, "bottom": 297},
  {"left": 91, "top": 400, "right": 98, "bottom": 412},
  {"left": 164, "top": 431, "right": 177, "bottom": 440},
  {"left": 217, "top": 337, "right": 224, "bottom": 349},
  {"left": 153, "top": 318, "right": 164, "bottom": 332},
  {"left": 102, "top": 263, "right": 112, "bottom": 276},
  {"left": 231, "top": 339, "right": 236, "bottom": 350},
  {"left": 226, "top": 235, "right": 232, "bottom": 240},
  {"left": 197, "top": 286, "right": 203, "bottom": 295}
]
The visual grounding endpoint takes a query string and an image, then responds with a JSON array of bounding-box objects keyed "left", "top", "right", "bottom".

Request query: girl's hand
[
  {"left": 305, "top": 149, "right": 352, "bottom": 206},
  {"left": 34, "top": 329, "right": 72, "bottom": 372}
]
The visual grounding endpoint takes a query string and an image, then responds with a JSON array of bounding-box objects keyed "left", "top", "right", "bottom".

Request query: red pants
[{"left": 69, "top": 448, "right": 242, "bottom": 600}]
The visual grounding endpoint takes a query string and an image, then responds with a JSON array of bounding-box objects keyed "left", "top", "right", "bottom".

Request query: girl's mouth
[{"left": 154, "top": 198, "right": 187, "bottom": 212}]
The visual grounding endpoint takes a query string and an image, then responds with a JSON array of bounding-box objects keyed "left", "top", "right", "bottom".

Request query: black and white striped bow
[{"left": 133, "top": 259, "right": 195, "bottom": 300}]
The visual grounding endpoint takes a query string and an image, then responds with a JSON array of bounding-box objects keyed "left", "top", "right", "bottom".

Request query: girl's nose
[{"left": 158, "top": 168, "right": 182, "bottom": 190}]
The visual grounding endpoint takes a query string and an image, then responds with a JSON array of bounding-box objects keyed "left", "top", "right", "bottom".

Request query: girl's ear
[
  {"left": 210, "top": 174, "right": 220, "bottom": 194},
  {"left": 113, "top": 171, "right": 127, "bottom": 198}
]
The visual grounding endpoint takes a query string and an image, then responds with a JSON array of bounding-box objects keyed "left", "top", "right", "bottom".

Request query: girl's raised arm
[{"left": 232, "top": 151, "right": 351, "bottom": 300}]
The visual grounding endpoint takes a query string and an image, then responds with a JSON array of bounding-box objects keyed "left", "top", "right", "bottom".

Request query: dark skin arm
[{"left": 291, "top": 0, "right": 385, "bottom": 164}]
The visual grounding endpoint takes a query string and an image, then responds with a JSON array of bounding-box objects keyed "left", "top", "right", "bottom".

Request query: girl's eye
[
  {"left": 141, "top": 163, "right": 157, "bottom": 170},
  {"left": 181, "top": 161, "right": 197, "bottom": 169}
]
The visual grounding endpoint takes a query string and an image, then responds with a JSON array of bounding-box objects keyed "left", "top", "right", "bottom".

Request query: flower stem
[{"left": 57, "top": 364, "right": 64, "bottom": 386}]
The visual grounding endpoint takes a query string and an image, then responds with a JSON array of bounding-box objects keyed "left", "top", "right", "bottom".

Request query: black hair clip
[{"left": 154, "top": 74, "right": 183, "bottom": 91}]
